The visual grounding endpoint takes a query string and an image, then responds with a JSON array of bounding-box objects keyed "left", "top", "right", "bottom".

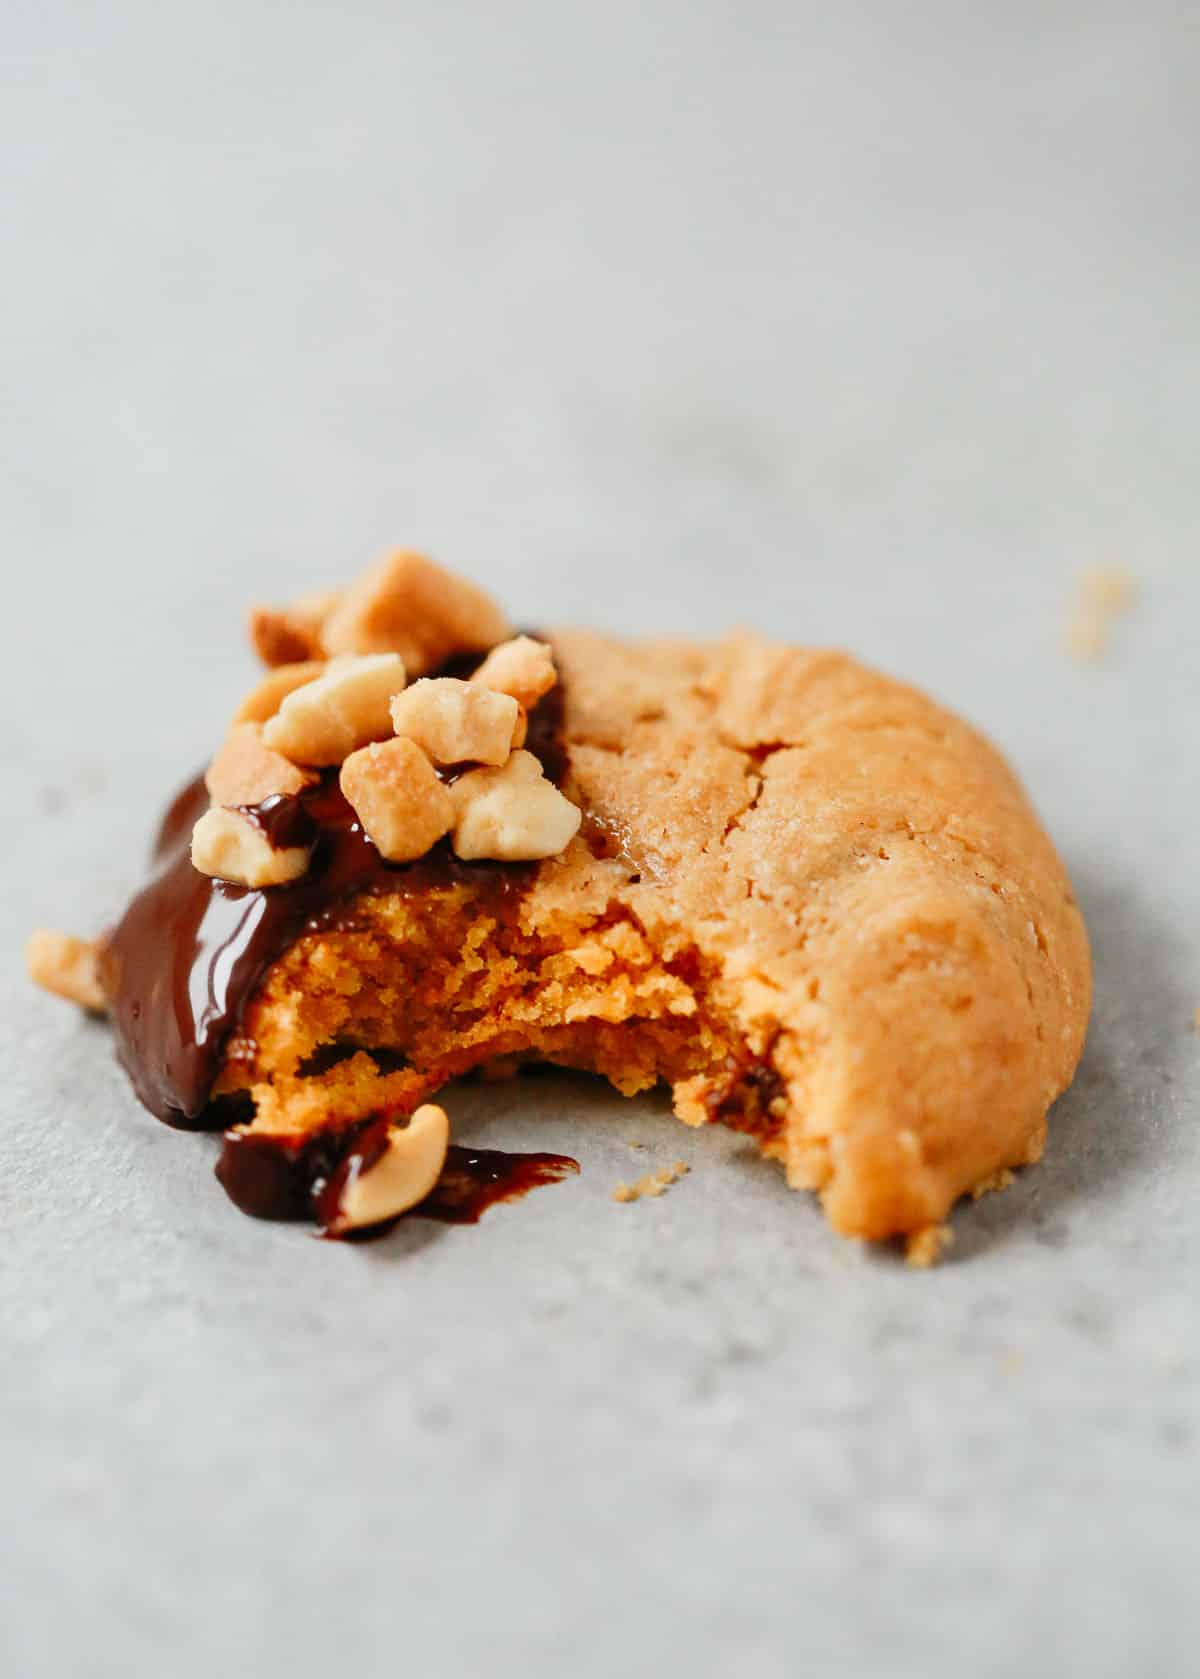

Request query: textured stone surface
[{"left": 3, "top": 3, "right": 1198, "bottom": 1675}]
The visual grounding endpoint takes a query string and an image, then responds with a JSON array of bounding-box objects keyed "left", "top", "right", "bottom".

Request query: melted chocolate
[
  {"left": 523, "top": 678, "right": 566, "bottom": 787},
  {"left": 216, "top": 1123, "right": 579, "bottom": 1235},
  {"left": 236, "top": 792, "right": 319, "bottom": 852},
  {"left": 418, "top": 1144, "right": 580, "bottom": 1224},
  {"left": 215, "top": 1124, "right": 349, "bottom": 1220},
  {"left": 102, "top": 643, "right": 565, "bottom": 1128}
]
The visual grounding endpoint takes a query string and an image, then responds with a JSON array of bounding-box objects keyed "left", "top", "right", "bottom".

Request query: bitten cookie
[{"left": 29, "top": 553, "right": 1091, "bottom": 1247}]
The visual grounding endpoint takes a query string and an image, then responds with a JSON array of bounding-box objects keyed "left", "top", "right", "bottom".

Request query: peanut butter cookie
[{"left": 29, "top": 553, "right": 1091, "bottom": 1245}]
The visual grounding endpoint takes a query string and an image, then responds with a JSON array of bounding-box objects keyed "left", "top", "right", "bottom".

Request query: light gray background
[{"left": 3, "top": 3, "right": 1198, "bottom": 1675}]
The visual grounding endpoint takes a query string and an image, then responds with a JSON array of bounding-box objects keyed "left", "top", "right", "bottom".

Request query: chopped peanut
[
  {"left": 471, "top": 636, "right": 557, "bottom": 711},
  {"left": 339, "top": 738, "right": 456, "bottom": 862},
  {"left": 450, "top": 749, "right": 582, "bottom": 862},
  {"left": 190, "top": 807, "right": 312, "bottom": 887},
  {"left": 389, "top": 677, "right": 520, "bottom": 767},
  {"left": 205, "top": 723, "right": 315, "bottom": 807},
  {"left": 233, "top": 661, "right": 327, "bottom": 725},
  {"left": 322, "top": 552, "right": 511, "bottom": 675},
  {"left": 324, "top": 1105, "right": 450, "bottom": 1234},
  {"left": 262, "top": 653, "right": 407, "bottom": 767},
  {"left": 248, "top": 591, "right": 342, "bottom": 667},
  {"left": 249, "top": 608, "right": 317, "bottom": 668},
  {"left": 26, "top": 930, "right": 108, "bottom": 1013}
]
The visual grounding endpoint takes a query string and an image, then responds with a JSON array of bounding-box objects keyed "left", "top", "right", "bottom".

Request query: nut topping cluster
[{"left": 192, "top": 553, "right": 581, "bottom": 887}]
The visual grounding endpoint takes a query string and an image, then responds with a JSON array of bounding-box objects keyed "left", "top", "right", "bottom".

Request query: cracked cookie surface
[{"left": 216, "top": 628, "right": 1091, "bottom": 1241}]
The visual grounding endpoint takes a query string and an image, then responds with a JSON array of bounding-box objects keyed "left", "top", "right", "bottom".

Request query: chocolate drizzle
[
  {"left": 418, "top": 1145, "right": 580, "bottom": 1224},
  {"left": 101, "top": 642, "right": 567, "bottom": 1130}
]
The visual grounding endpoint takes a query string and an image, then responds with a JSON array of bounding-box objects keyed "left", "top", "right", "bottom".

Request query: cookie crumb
[
  {"left": 971, "top": 1167, "right": 1015, "bottom": 1201},
  {"left": 611, "top": 1161, "right": 690, "bottom": 1203},
  {"left": 1192, "top": 1007, "right": 1200, "bottom": 1034},
  {"left": 627, "top": 1140, "right": 646, "bottom": 1151},
  {"left": 905, "top": 1224, "right": 954, "bottom": 1269},
  {"left": 1066, "top": 567, "right": 1137, "bottom": 663}
]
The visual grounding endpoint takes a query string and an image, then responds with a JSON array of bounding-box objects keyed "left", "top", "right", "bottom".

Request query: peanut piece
[
  {"left": 205, "top": 723, "right": 315, "bottom": 807},
  {"left": 26, "top": 930, "right": 107, "bottom": 1013},
  {"left": 470, "top": 636, "right": 557, "bottom": 711},
  {"left": 450, "top": 749, "right": 582, "bottom": 861},
  {"left": 248, "top": 591, "right": 342, "bottom": 667},
  {"left": 262, "top": 653, "right": 408, "bottom": 767},
  {"left": 191, "top": 807, "right": 311, "bottom": 887},
  {"left": 322, "top": 552, "right": 511, "bottom": 675},
  {"left": 325, "top": 1104, "right": 450, "bottom": 1234},
  {"left": 339, "top": 738, "right": 455, "bottom": 862},
  {"left": 249, "top": 607, "right": 317, "bottom": 667},
  {"left": 389, "top": 677, "right": 520, "bottom": 767},
  {"left": 233, "top": 661, "right": 327, "bottom": 725}
]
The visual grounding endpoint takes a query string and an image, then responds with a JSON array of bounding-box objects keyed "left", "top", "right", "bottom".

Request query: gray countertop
[{"left": 3, "top": 3, "right": 1198, "bottom": 1675}]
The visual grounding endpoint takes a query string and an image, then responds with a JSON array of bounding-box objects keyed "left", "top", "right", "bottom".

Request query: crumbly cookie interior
[{"left": 214, "top": 883, "right": 777, "bottom": 1155}]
